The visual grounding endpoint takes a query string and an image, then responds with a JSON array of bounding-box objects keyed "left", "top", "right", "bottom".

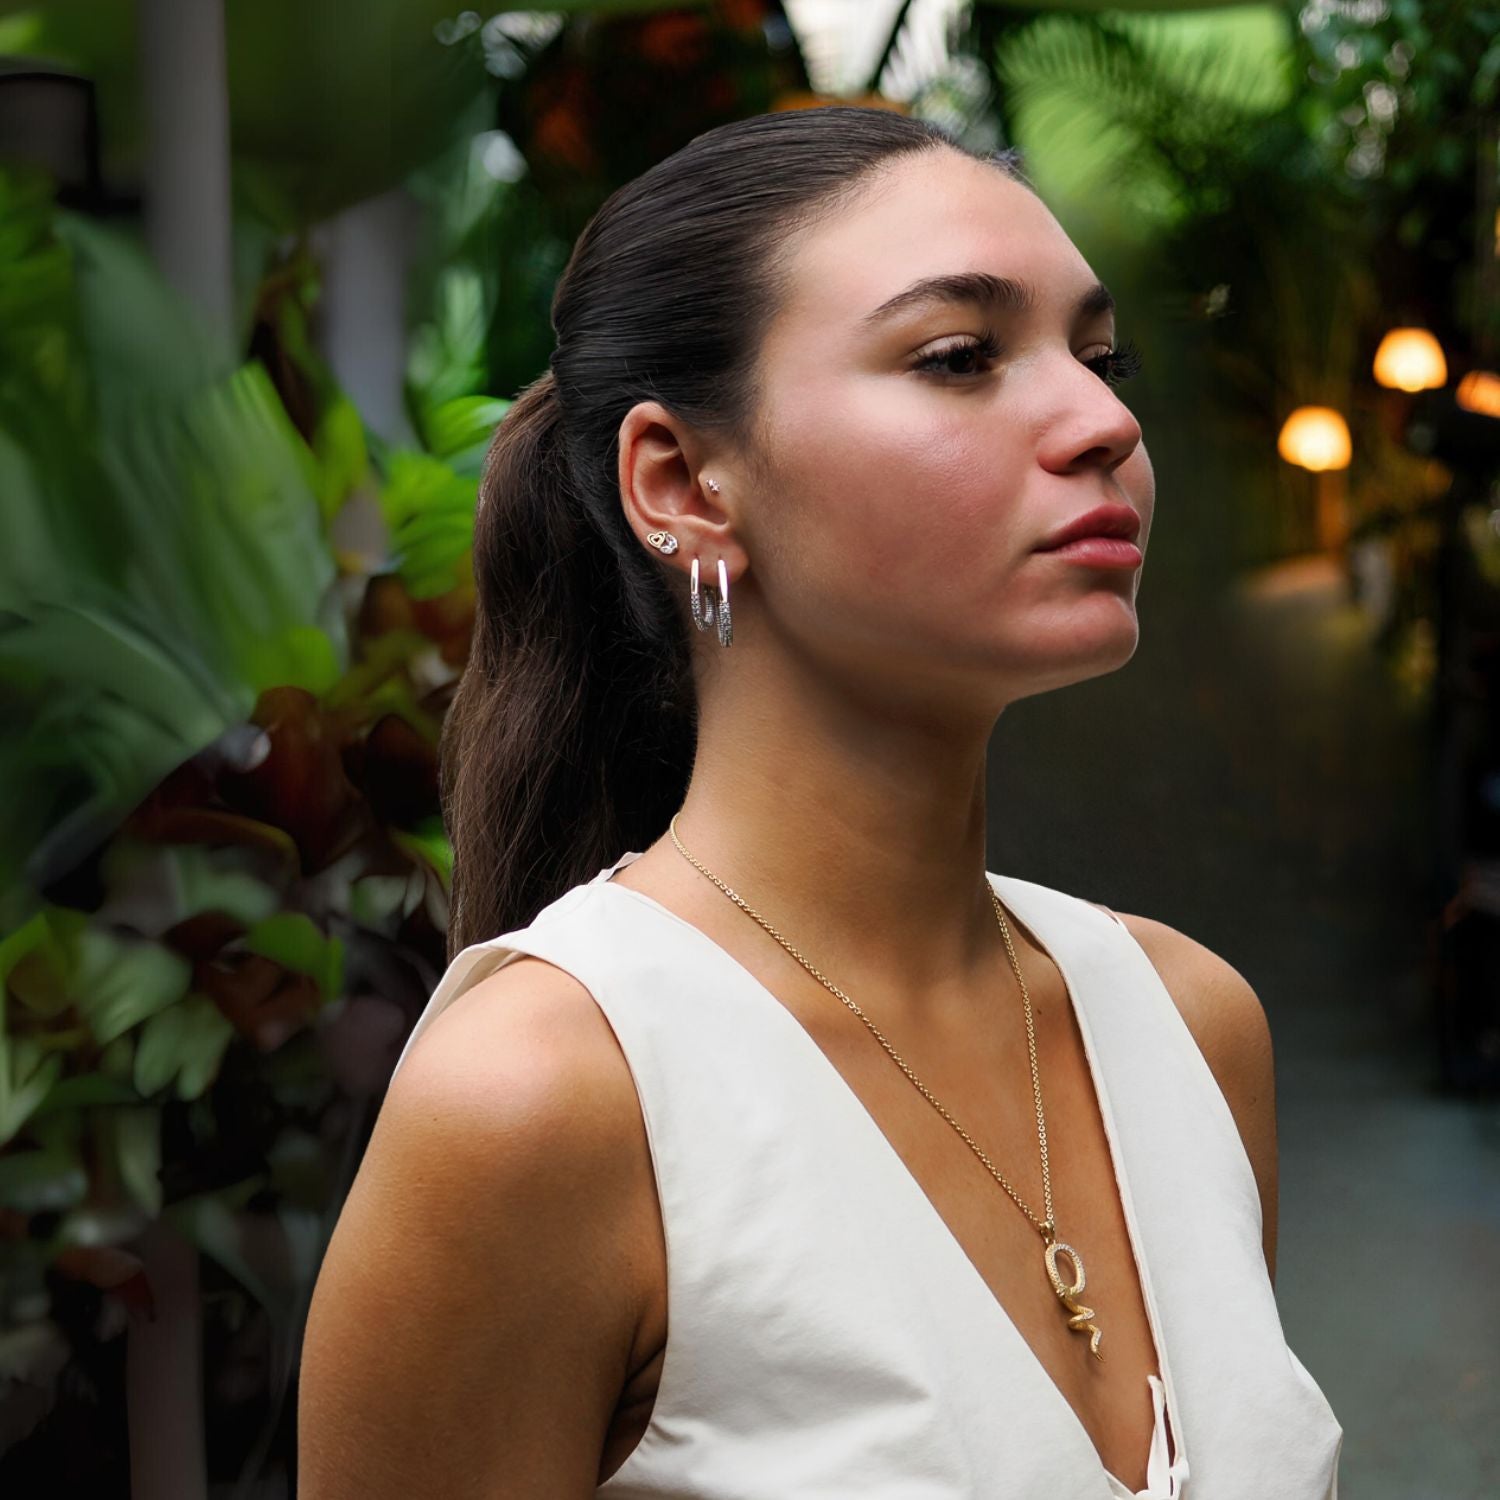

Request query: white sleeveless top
[{"left": 390, "top": 852, "right": 1344, "bottom": 1498}]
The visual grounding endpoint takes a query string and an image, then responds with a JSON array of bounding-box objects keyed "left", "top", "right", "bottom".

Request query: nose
[{"left": 1035, "top": 358, "right": 1144, "bottom": 478}]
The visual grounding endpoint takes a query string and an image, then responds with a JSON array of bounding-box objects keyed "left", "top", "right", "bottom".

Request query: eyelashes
[
  {"left": 913, "top": 331, "right": 1145, "bottom": 387},
  {"left": 1092, "top": 337, "right": 1144, "bottom": 386},
  {"left": 913, "top": 329, "right": 1005, "bottom": 379}
]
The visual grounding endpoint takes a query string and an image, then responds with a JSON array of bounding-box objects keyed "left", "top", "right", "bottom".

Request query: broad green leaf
[
  {"left": 379, "top": 449, "right": 478, "bottom": 598},
  {"left": 0, "top": 204, "right": 346, "bottom": 923},
  {"left": 0, "top": 909, "right": 69, "bottom": 998},
  {"left": 0, "top": 1035, "right": 63, "bottom": 1146},
  {"left": 71, "top": 929, "right": 192, "bottom": 1046},
  {"left": 241, "top": 913, "right": 345, "bottom": 1001},
  {"left": 422, "top": 394, "right": 510, "bottom": 463},
  {"left": 313, "top": 395, "right": 370, "bottom": 523},
  {"left": 133, "top": 995, "right": 236, "bottom": 1101},
  {"left": 239, "top": 623, "right": 343, "bottom": 698},
  {"left": 97, "top": 841, "right": 282, "bottom": 931}
]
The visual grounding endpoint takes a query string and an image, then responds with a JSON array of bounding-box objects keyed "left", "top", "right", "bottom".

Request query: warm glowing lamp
[
  {"left": 1277, "top": 406, "right": 1351, "bottom": 552},
  {"left": 1372, "top": 327, "right": 1448, "bottom": 392},
  {"left": 1457, "top": 369, "right": 1500, "bottom": 419},
  {"left": 1277, "top": 406, "right": 1352, "bottom": 471}
]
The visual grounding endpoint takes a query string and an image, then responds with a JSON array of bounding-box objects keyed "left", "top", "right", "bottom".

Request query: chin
[{"left": 1022, "top": 621, "right": 1141, "bottom": 695}]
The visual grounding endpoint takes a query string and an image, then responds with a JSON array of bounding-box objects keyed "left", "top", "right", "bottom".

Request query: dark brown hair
[{"left": 442, "top": 105, "right": 1031, "bottom": 954}]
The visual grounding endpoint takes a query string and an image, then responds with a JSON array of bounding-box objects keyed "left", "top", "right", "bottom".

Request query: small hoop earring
[
  {"left": 690, "top": 556, "right": 714, "bottom": 631},
  {"left": 715, "top": 558, "right": 733, "bottom": 648}
]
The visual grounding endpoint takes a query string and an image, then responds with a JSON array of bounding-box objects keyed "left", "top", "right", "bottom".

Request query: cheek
[{"left": 770, "top": 381, "right": 1024, "bottom": 594}]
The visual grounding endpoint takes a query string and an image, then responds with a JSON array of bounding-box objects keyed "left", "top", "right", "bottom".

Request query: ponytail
[
  {"left": 440, "top": 107, "right": 1033, "bottom": 952},
  {"left": 441, "top": 368, "right": 693, "bottom": 955}
]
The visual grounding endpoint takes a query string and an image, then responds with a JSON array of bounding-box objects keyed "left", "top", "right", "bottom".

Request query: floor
[{"left": 990, "top": 551, "right": 1500, "bottom": 1498}]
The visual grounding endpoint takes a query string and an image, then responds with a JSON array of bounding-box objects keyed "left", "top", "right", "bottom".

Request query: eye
[
  {"left": 1083, "top": 337, "right": 1145, "bottom": 387},
  {"left": 912, "top": 328, "right": 1003, "bottom": 379}
]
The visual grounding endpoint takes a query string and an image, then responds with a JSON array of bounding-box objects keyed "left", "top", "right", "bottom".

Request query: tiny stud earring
[
  {"left": 646, "top": 530, "right": 679, "bottom": 555},
  {"left": 705, "top": 479, "right": 721, "bottom": 495}
]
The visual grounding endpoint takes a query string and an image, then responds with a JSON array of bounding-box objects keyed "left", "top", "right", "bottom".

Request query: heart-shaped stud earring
[{"left": 646, "top": 530, "right": 679, "bottom": 554}]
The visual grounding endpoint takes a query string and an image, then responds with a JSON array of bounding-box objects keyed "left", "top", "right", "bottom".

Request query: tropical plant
[{"left": 0, "top": 169, "right": 477, "bottom": 1493}]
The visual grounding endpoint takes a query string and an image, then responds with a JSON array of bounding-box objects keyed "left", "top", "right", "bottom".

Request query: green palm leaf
[{"left": 0, "top": 178, "right": 343, "bottom": 929}]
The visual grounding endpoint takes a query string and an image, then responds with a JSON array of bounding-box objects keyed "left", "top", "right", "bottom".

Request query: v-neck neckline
[{"left": 591, "top": 851, "right": 1186, "bottom": 1495}]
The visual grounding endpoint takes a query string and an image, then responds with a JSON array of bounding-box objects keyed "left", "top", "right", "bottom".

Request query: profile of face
[{"left": 721, "top": 147, "right": 1156, "bottom": 718}]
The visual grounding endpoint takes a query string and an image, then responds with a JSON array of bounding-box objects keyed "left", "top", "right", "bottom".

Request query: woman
[{"left": 299, "top": 106, "right": 1343, "bottom": 1498}]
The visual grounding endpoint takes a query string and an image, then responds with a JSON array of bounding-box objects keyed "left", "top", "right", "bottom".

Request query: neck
[{"left": 663, "top": 650, "right": 1011, "bottom": 1007}]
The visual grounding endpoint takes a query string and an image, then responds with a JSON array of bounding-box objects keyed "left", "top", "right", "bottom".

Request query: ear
[{"left": 616, "top": 400, "right": 749, "bottom": 580}]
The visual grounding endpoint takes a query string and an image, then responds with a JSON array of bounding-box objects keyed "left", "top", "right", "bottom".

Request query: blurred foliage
[
  {"left": 1296, "top": 0, "right": 1500, "bottom": 356},
  {"left": 0, "top": 169, "right": 480, "bottom": 1482},
  {"left": 973, "top": 1, "right": 1499, "bottom": 402},
  {"left": 0, "top": 166, "right": 344, "bottom": 932},
  {"left": 0, "top": 0, "right": 720, "bottom": 227},
  {"left": 402, "top": 0, "right": 808, "bottom": 402}
]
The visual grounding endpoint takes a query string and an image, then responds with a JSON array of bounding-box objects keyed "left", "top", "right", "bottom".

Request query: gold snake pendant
[{"left": 1043, "top": 1233, "right": 1104, "bottom": 1361}]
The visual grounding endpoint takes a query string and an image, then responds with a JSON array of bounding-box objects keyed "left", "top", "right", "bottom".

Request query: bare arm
[{"left": 298, "top": 958, "right": 651, "bottom": 1498}]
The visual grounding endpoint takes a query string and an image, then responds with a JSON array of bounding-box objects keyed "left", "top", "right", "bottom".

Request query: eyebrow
[{"left": 859, "top": 271, "right": 1116, "bottom": 329}]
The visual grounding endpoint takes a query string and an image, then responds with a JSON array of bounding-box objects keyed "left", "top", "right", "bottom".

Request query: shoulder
[
  {"left": 1098, "top": 906, "right": 1279, "bottom": 1279},
  {"left": 1103, "top": 910, "right": 1275, "bottom": 1092},
  {"left": 382, "top": 954, "right": 662, "bottom": 1293},
  {"left": 395, "top": 951, "right": 641, "bottom": 1129},
  {"left": 301, "top": 954, "right": 660, "bottom": 1494},
  {"left": 1088, "top": 907, "right": 1272, "bottom": 1068},
  {"left": 300, "top": 957, "right": 658, "bottom": 1493}
]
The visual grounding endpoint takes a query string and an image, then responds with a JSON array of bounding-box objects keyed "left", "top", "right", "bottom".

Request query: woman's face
[{"left": 738, "top": 147, "right": 1155, "bottom": 714}]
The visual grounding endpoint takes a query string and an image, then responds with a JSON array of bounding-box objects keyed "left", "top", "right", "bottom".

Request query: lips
[{"left": 1035, "top": 503, "right": 1141, "bottom": 552}]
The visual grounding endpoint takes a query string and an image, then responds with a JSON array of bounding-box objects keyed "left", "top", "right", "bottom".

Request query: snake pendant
[{"left": 1043, "top": 1232, "right": 1104, "bottom": 1361}]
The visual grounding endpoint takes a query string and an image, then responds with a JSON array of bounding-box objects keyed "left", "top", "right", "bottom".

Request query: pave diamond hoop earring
[
  {"left": 715, "top": 557, "right": 733, "bottom": 648},
  {"left": 686, "top": 477, "right": 733, "bottom": 644},
  {"left": 690, "top": 556, "right": 715, "bottom": 632}
]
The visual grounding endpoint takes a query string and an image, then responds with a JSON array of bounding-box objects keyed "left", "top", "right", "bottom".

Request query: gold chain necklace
[{"left": 668, "top": 813, "right": 1104, "bottom": 1361}]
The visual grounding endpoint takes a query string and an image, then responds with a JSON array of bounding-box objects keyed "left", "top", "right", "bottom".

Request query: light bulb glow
[
  {"left": 1373, "top": 327, "right": 1448, "bottom": 392},
  {"left": 1277, "top": 406, "right": 1352, "bottom": 472},
  {"left": 1457, "top": 370, "right": 1500, "bottom": 419}
]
